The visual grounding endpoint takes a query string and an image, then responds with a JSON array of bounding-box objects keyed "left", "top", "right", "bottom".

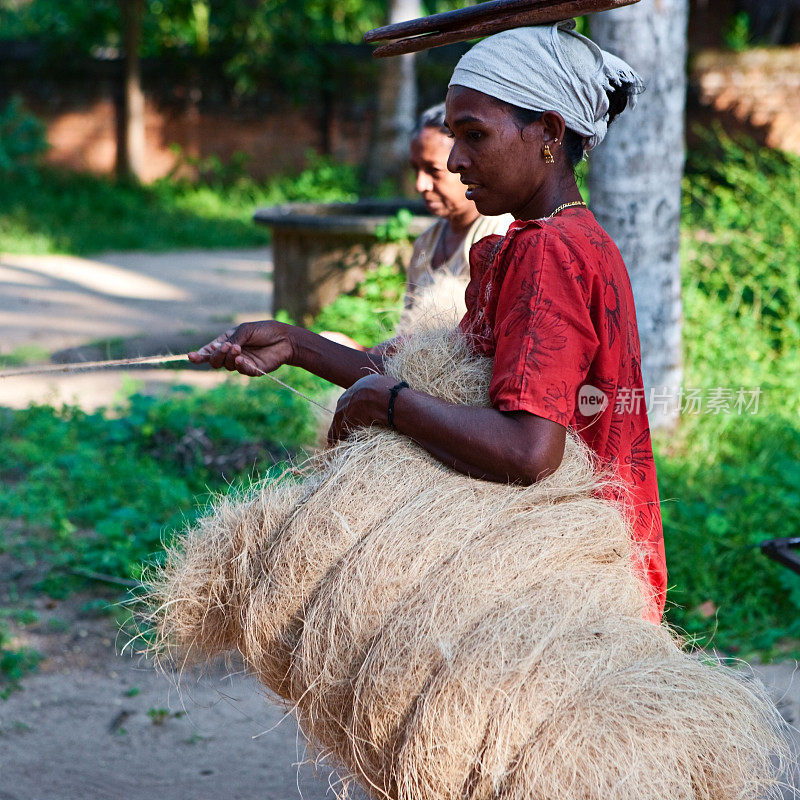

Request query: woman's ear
[{"left": 538, "top": 111, "right": 567, "bottom": 148}]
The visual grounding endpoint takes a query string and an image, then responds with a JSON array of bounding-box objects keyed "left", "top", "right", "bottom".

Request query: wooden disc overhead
[{"left": 364, "top": 0, "right": 639, "bottom": 57}]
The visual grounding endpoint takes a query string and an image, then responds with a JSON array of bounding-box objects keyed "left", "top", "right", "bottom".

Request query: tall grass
[{"left": 657, "top": 130, "right": 800, "bottom": 655}]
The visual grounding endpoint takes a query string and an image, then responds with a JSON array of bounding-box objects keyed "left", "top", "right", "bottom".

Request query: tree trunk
[
  {"left": 116, "top": 0, "right": 146, "bottom": 180},
  {"left": 365, "top": 0, "right": 422, "bottom": 191},
  {"left": 588, "top": 0, "right": 688, "bottom": 430}
]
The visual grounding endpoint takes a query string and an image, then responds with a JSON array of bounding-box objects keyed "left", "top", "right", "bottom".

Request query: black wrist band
[{"left": 387, "top": 381, "right": 409, "bottom": 429}]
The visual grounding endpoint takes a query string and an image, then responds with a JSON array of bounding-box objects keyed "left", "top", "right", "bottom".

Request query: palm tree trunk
[
  {"left": 116, "top": 0, "right": 146, "bottom": 180},
  {"left": 589, "top": 0, "right": 688, "bottom": 430},
  {"left": 365, "top": 0, "right": 422, "bottom": 191}
]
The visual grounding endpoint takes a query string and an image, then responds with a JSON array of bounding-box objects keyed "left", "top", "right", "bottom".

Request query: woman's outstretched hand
[{"left": 188, "top": 321, "right": 294, "bottom": 377}]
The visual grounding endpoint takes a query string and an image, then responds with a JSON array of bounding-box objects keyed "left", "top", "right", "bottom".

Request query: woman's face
[
  {"left": 409, "top": 126, "right": 476, "bottom": 221},
  {"left": 445, "top": 86, "right": 551, "bottom": 219}
]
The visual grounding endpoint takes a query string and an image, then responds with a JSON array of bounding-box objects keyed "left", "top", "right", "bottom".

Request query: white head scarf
[{"left": 448, "top": 20, "right": 644, "bottom": 150}]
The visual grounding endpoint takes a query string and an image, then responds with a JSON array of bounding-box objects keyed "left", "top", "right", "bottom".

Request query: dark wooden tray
[{"left": 365, "top": 0, "right": 639, "bottom": 57}]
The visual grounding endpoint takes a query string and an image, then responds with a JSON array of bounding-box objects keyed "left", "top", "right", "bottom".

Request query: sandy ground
[
  {"left": 0, "top": 249, "right": 273, "bottom": 352},
  {"left": 1, "top": 249, "right": 799, "bottom": 798},
  {"left": 0, "top": 249, "right": 273, "bottom": 409},
  {"left": 0, "top": 595, "right": 337, "bottom": 800},
  {"left": 0, "top": 668, "right": 330, "bottom": 800}
]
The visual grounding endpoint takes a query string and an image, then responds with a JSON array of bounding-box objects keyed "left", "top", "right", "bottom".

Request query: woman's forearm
[
  {"left": 188, "top": 321, "right": 387, "bottom": 389},
  {"left": 290, "top": 326, "right": 386, "bottom": 388},
  {"left": 385, "top": 387, "right": 565, "bottom": 484},
  {"left": 329, "top": 376, "right": 565, "bottom": 483}
]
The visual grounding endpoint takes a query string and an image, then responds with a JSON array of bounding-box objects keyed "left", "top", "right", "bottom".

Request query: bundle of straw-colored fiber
[
  {"left": 145, "top": 326, "right": 789, "bottom": 800},
  {"left": 396, "top": 270, "right": 469, "bottom": 336}
]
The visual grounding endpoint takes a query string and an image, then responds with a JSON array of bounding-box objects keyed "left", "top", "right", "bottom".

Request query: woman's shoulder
[
  {"left": 538, "top": 208, "right": 614, "bottom": 244},
  {"left": 409, "top": 219, "right": 445, "bottom": 272},
  {"left": 509, "top": 210, "right": 619, "bottom": 259},
  {"left": 467, "top": 209, "right": 611, "bottom": 275}
]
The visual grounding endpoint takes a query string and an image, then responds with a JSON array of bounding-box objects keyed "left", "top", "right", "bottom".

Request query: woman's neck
[
  {"left": 514, "top": 175, "right": 583, "bottom": 221},
  {"left": 435, "top": 208, "right": 480, "bottom": 267},
  {"left": 446, "top": 207, "right": 481, "bottom": 236}
]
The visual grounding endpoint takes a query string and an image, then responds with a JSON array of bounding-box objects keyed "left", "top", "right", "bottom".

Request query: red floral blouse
[{"left": 459, "top": 208, "right": 666, "bottom": 621}]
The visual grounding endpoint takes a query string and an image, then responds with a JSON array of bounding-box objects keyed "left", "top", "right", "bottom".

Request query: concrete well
[{"left": 254, "top": 199, "right": 434, "bottom": 325}]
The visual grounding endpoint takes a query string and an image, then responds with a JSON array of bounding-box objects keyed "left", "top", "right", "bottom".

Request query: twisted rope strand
[{"left": 0, "top": 354, "right": 336, "bottom": 415}]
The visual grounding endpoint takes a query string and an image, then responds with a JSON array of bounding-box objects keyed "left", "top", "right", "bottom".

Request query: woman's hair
[
  {"left": 414, "top": 102, "right": 448, "bottom": 137},
  {"left": 503, "top": 83, "right": 635, "bottom": 168}
]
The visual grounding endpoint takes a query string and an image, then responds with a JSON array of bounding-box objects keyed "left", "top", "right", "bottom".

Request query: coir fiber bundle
[
  {"left": 396, "top": 270, "right": 469, "bottom": 336},
  {"left": 144, "top": 326, "right": 789, "bottom": 800}
]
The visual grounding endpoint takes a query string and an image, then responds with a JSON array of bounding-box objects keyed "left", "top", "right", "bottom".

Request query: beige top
[{"left": 404, "top": 214, "right": 514, "bottom": 309}]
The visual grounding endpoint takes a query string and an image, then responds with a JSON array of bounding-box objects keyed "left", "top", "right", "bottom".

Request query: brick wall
[
  {"left": 1, "top": 42, "right": 464, "bottom": 183},
  {"left": 691, "top": 45, "right": 800, "bottom": 154},
  {"left": 1, "top": 46, "right": 382, "bottom": 182},
  {"left": 33, "top": 96, "right": 365, "bottom": 182}
]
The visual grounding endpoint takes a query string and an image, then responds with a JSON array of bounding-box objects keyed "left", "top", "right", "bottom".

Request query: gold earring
[{"left": 543, "top": 144, "right": 555, "bottom": 164}]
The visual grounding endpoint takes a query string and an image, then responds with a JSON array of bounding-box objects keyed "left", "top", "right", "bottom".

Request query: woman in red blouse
[{"left": 190, "top": 22, "right": 666, "bottom": 620}]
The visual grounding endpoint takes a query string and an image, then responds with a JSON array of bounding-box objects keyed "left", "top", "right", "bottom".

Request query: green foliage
[
  {"left": 374, "top": 208, "right": 414, "bottom": 243},
  {"left": 0, "top": 97, "right": 49, "bottom": 175},
  {"left": 0, "top": 154, "right": 360, "bottom": 255},
  {"left": 0, "top": 0, "right": 120, "bottom": 53},
  {"left": 658, "top": 131, "right": 800, "bottom": 656},
  {"left": 310, "top": 262, "right": 405, "bottom": 348},
  {"left": 0, "top": 0, "right": 384, "bottom": 100},
  {"left": 164, "top": 149, "right": 360, "bottom": 202},
  {"left": 723, "top": 11, "right": 752, "bottom": 51},
  {"left": 220, "top": 0, "right": 384, "bottom": 98},
  {"left": 243, "top": 153, "right": 360, "bottom": 205},
  {"left": 146, "top": 707, "right": 171, "bottom": 725},
  {"left": 0, "top": 0, "right": 216, "bottom": 59},
  {"left": 0, "top": 343, "right": 50, "bottom": 368},
  {"left": 682, "top": 127, "right": 800, "bottom": 356},
  {"left": 0, "top": 370, "right": 327, "bottom": 584},
  {"left": 1, "top": 0, "right": 471, "bottom": 105},
  {"left": 0, "top": 624, "right": 41, "bottom": 699},
  {"left": 658, "top": 413, "right": 800, "bottom": 656}
]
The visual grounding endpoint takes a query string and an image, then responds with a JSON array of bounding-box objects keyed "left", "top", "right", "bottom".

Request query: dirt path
[
  {"left": 1, "top": 249, "right": 273, "bottom": 352},
  {"left": 0, "top": 248, "right": 274, "bottom": 409},
  {"left": 0, "top": 597, "right": 335, "bottom": 800}
]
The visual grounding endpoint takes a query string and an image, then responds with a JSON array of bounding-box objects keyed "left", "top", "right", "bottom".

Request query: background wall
[{"left": 2, "top": 0, "right": 799, "bottom": 182}]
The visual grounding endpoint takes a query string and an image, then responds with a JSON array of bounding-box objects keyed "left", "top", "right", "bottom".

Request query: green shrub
[
  {"left": 310, "top": 262, "right": 405, "bottom": 348},
  {"left": 158, "top": 150, "right": 360, "bottom": 206},
  {"left": 658, "top": 131, "right": 800, "bottom": 655},
  {"left": 374, "top": 208, "right": 414, "bottom": 243},
  {"left": 0, "top": 97, "right": 49, "bottom": 175},
  {"left": 723, "top": 11, "right": 752, "bottom": 51},
  {"left": 0, "top": 369, "right": 327, "bottom": 584},
  {"left": 0, "top": 624, "right": 40, "bottom": 699},
  {"left": 682, "top": 128, "right": 800, "bottom": 357}
]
